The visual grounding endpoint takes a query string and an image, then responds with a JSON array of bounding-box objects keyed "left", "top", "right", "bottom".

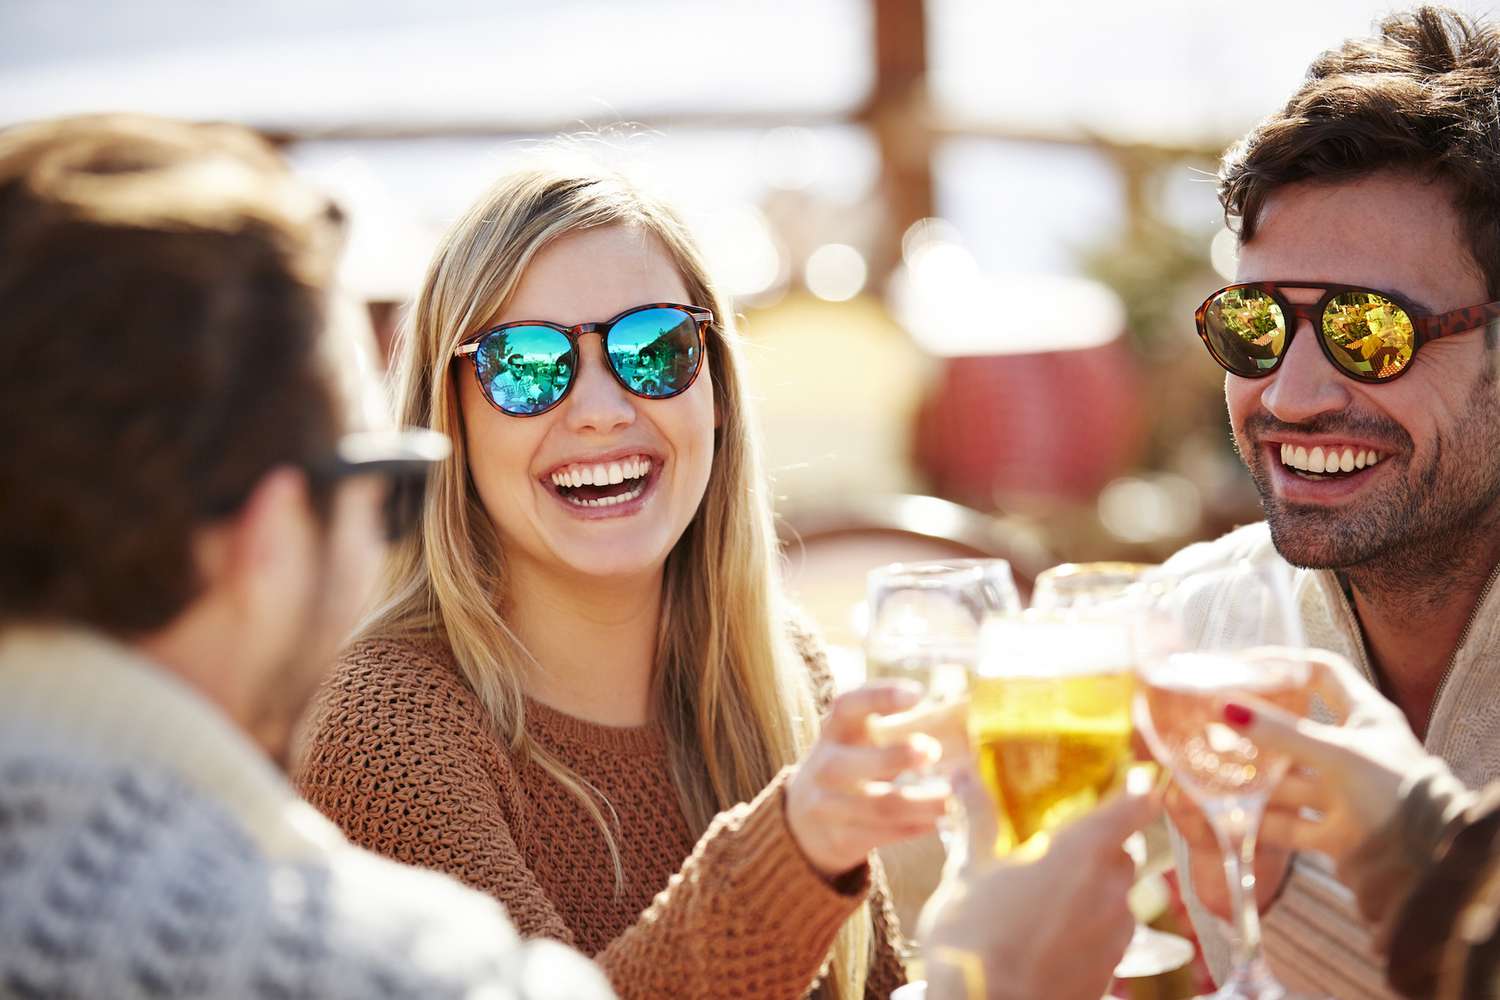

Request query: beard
[{"left": 1239, "top": 369, "right": 1500, "bottom": 588}]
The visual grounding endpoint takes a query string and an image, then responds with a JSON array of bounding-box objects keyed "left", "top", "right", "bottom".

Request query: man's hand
[
  {"left": 917, "top": 768, "right": 1158, "bottom": 1000},
  {"left": 1164, "top": 781, "right": 1295, "bottom": 920}
]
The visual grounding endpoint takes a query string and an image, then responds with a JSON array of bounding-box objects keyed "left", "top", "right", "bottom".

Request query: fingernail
[{"left": 1224, "top": 702, "right": 1253, "bottom": 727}]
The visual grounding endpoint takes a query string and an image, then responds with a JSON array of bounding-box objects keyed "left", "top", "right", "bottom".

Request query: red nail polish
[{"left": 1224, "top": 702, "right": 1254, "bottom": 727}]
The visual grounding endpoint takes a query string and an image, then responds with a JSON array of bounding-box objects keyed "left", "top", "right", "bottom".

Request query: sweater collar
[{"left": 0, "top": 624, "right": 344, "bottom": 861}]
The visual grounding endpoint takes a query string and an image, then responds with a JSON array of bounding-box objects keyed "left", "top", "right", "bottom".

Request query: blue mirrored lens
[
  {"left": 475, "top": 326, "right": 573, "bottom": 414},
  {"left": 606, "top": 308, "right": 702, "bottom": 398}
]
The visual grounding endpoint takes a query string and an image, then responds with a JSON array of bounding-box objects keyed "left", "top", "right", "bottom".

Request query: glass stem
[{"left": 1209, "top": 797, "right": 1266, "bottom": 971}]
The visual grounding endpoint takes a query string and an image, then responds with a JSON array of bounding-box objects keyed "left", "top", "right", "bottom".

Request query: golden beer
[{"left": 970, "top": 671, "right": 1134, "bottom": 854}]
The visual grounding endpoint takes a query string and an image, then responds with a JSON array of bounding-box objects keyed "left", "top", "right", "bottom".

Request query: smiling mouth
[
  {"left": 546, "top": 455, "right": 655, "bottom": 509},
  {"left": 1276, "top": 443, "right": 1386, "bottom": 481}
]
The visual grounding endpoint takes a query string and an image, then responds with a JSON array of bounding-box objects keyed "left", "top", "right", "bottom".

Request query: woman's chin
[{"left": 545, "top": 540, "right": 674, "bottom": 583}]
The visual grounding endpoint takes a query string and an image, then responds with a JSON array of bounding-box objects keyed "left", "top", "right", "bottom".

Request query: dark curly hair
[
  {"left": 1220, "top": 5, "right": 1500, "bottom": 296},
  {"left": 0, "top": 114, "right": 346, "bottom": 634}
]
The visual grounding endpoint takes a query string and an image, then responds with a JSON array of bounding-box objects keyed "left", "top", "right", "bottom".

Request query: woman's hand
[
  {"left": 917, "top": 768, "right": 1156, "bottom": 1000},
  {"left": 1221, "top": 648, "right": 1435, "bottom": 864},
  {"left": 785, "top": 681, "right": 949, "bottom": 879}
]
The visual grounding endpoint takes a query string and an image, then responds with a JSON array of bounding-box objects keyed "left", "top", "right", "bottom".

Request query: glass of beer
[
  {"left": 970, "top": 609, "right": 1136, "bottom": 857},
  {"left": 1134, "top": 559, "right": 1319, "bottom": 1000},
  {"left": 1030, "top": 562, "right": 1196, "bottom": 980}
]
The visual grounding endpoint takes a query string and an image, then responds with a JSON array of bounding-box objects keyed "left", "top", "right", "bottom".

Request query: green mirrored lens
[
  {"left": 475, "top": 326, "right": 573, "bottom": 414},
  {"left": 1322, "top": 292, "right": 1414, "bottom": 379},
  {"left": 607, "top": 307, "right": 701, "bottom": 398},
  {"left": 1205, "top": 288, "right": 1286, "bottom": 375}
]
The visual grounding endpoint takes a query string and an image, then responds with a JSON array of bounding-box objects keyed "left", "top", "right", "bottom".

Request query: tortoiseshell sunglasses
[
  {"left": 454, "top": 302, "right": 711, "bottom": 416},
  {"left": 1195, "top": 281, "right": 1500, "bottom": 383}
]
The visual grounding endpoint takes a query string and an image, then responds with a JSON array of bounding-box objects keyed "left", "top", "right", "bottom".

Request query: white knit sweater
[
  {"left": 0, "top": 627, "right": 615, "bottom": 1000},
  {"left": 1163, "top": 523, "right": 1500, "bottom": 999}
]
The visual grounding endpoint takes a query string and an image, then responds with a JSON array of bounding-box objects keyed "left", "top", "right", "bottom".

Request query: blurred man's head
[
  {"left": 0, "top": 114, "right": 437, "bottom": 764},
  {"left": 1213, "top": 7, "right": 1500, "bottom": 582}
]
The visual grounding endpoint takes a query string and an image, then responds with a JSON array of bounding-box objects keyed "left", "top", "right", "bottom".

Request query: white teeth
[
  {"left": 1279, "top": 444, "right": 1383, "bottom": 475},
  {"left": 550, "top": 456, "right": 656, "bottom": 491}
]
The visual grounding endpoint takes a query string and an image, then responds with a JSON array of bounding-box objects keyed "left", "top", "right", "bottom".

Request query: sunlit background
[
  {"left": 8, "top": 0, "right": 1486, "bottom": 651},
  {"left": 6, "top": 2, "right": 1490, "bottom": 992}
]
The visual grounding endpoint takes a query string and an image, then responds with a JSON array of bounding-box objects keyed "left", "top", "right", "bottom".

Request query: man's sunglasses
[
  {"left": 454, "top": 302, "right": 711, "bottom": 416},
  {"left": 1195, "top": 281, "right": 1500, "bottom": 383},
  {"left": 308, "top": 428, "right": 450, "bottom": 541}
]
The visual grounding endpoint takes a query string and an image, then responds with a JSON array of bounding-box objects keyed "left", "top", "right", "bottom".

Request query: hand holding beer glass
[
  {"left": 1028, "top": 563, "right": 1197, "bottom": 980},
  {"left": 1134, "top": 560, "right": 1323, "bottom": 1000}
]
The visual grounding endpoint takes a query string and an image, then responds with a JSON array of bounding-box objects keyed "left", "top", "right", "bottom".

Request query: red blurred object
[{"left": 912, "top": 338, "right": 1147, "bottom": 508}]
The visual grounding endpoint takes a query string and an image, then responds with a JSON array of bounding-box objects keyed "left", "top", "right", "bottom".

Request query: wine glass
[
  {"left": 1134, "top": 559, "right": 1321, "bottom": 1000},
  {"left": 863, "top": 559, "right": 1021, "bottom": 972},
  {"left": 1031, "top": 562, "right": 1197, "bottom": 981},
  {"left": 864, "top": 559, "right": 1023, "bottom": 787}
]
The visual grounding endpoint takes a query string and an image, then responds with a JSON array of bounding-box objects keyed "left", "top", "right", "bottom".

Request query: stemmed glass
[
  {"left": 1030, "top": 563, "right": 1197, "bottom": 981},
  {"left": 1133, "top": 559, "right": 1320, "bottom": 1000},
  {"left": 863, "top": 559, "right": 1022, "bottom": 973},
  {"left": 863, "top": 559, "right": 1023, "bottom": 788}
]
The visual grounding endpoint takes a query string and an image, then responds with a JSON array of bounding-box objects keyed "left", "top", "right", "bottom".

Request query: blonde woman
[{"left": 293, "top": 163, "right": 940, "bottom": 999}]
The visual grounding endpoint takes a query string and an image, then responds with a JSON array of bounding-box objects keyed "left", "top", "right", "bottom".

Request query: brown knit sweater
[{"left": 293, "top": 634, "right": 907, "bottom": 1000}]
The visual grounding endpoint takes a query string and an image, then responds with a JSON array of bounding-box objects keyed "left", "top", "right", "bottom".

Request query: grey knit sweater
[{"left": 0, "top": 627, "right": 615, "bottom": 1000}]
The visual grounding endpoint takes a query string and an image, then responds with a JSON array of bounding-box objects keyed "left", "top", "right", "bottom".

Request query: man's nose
[{"left": 1258, "top": 320, "right": 1353, "bottom": 425}]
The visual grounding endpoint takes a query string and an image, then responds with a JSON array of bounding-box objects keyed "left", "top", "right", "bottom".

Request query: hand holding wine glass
[
  {"left": 786, "top": 681, "right": 952, "bottom": 879},
  {"left": 1217, "top": 648, "right": 1440, "bottom": 866},
  {"left": 1135, "top": 559, "right": 1325, "bottom": 1000}
]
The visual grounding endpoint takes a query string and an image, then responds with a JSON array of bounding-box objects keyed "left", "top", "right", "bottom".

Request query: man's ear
[{"left": 198, "top": 467, "right": 317, "bottom": 614}]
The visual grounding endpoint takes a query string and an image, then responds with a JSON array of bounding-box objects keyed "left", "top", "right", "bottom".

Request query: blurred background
[
  {"left": 6, "top": 0, "right": 1491, "bottom": 651},
  {"left": 6, "top": 3, "right": 1491, "bottom": 993}
]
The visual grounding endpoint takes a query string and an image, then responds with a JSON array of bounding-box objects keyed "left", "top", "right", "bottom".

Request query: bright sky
[{"left": 2, "top": 0, "right": 1491, "bottom": 297}]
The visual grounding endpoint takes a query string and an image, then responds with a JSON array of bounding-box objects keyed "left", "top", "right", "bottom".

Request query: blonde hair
[{"left": 362, "top": 160, "right": 871, "bottom": 998}]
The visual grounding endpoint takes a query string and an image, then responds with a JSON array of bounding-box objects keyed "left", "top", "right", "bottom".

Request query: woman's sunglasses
[
  {"left": 454, "top": 302, "right": 711, "bottom": 416},
  {"left": 1195, "top": 281, "right": 1500, "bottom": 383}
]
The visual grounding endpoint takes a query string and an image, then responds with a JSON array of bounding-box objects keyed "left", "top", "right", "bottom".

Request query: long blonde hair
[{"left": 363, "top": 161, "right": 870, "bottom": 998}]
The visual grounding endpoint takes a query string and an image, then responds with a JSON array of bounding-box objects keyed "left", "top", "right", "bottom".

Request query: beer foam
[{"left": 977, "top": 611, "right": 1134, "bottom": 677}]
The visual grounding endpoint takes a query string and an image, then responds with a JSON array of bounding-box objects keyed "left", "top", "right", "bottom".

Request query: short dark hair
[
  {"left": 1220, "top": 6, "right": 1500, "bottom": 296},
  {"left": 0, "top": 114, "right": 346, "bottom": 634}
]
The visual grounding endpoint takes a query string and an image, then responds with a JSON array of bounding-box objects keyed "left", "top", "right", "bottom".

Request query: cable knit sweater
[
  {"left": 293, "top": 632, "right": 908, "bottom": 1000},
  {"left": 0, "top": 626, "right": 614, "bottom": 1000}
]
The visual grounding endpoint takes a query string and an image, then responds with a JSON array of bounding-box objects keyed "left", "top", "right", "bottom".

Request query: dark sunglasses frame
[
  {"left": 307, "top": 428, "right": 450, "bottom": 541},
  {"left": 454, "top": 302, "right": 713, "bottom": 416},
  {"left": 1195, "top": 281, "right": 1500, "bottom": 384}
]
